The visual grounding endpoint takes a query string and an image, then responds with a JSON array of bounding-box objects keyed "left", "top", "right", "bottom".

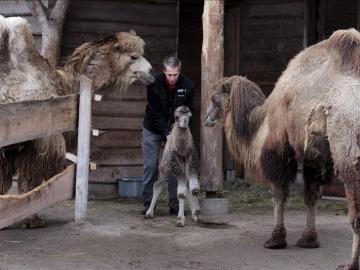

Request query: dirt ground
[{"left": 0, "top": 194, "right": 354, "bottom": 270}]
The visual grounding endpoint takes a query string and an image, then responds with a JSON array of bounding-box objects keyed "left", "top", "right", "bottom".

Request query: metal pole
[{"left": 75, "top": 75, "right": 92, "bottom": 222}]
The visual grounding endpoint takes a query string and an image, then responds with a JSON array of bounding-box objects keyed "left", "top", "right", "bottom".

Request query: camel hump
[{"left": 328, "top": 28, "right": 360, "bottom": 74}]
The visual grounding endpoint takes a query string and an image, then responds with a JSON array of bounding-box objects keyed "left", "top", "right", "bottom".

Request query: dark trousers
[{"left": 141, "top": 127, "right": 178, "bottom": 208}]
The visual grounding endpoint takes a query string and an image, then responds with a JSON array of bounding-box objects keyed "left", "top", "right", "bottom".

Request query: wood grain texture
[
  {"left": 0, "top": 165, "right": 75, "bottom": 230},
  {"left": 0, "top": 95, "right": 78, "bottom": 147}
]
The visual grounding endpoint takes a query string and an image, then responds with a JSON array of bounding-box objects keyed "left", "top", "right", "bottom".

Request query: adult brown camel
[
  {"left": 0, "top": 16, "right": 154, "bottom": 228},
  {"left": 205, "top": 28, "right": 360, "bottom": 270}
]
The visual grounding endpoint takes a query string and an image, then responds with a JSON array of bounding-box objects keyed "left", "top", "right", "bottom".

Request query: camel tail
[{"left": 328, "top": 28, "right": 360, "bottom": 75}]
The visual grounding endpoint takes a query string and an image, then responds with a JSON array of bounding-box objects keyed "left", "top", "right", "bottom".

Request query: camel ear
[
  {"left": 129, "top": 29, "right": 137, "bottom": 36},
  {"left": 113, "top": 43, "right": 121, "bottom": 50}
]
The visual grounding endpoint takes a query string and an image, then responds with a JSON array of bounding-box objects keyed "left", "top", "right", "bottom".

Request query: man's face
[{"left": 164, "top": 65, "right": 180, "bottom": 87}]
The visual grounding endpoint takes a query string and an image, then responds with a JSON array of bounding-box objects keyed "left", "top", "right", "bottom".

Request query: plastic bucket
[{"left": 117, "top": 177, "right": 144, "bottom": 198}]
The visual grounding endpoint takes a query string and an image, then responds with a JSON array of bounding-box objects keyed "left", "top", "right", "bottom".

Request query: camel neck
[{"left": 171, "top": 125, "right": 192, "bottom": 157}]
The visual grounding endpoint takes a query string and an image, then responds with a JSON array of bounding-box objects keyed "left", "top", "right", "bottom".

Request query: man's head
[{"left": 163, "top": 56, "right": 181, "bottom": 88}]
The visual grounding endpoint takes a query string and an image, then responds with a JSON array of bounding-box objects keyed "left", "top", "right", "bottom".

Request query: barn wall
[{"left": 320, "top": 0, "right": 358, "bottom": 40}]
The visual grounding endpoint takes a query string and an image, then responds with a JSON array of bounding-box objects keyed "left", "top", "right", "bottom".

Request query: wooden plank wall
[
  {"left": 320, "top": 0, "right": 358, "bottom": 40},
  {"left": 0, "top": 0, "right": 179, "bottom": 188},
  {"left": 238, "top": 0, "right": 304, "bottom": 96}
]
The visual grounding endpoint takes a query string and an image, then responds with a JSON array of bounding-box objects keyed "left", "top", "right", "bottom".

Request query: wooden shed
[{"left": 1, "top": 0, "right": 358, "bottom": 197}]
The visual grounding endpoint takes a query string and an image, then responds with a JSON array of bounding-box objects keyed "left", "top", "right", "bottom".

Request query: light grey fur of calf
[{"left": 145, "top": 106, "right": 201, "bottom": 226}]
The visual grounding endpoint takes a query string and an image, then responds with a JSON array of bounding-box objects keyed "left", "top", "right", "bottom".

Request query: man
[{"left": 142, "top": 56, "right": 195, "bottom": 215}]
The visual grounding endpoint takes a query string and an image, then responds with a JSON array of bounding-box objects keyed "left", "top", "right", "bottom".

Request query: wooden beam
[
  {"left": 200, "top": 0, "right": 224, "bottom": 192},
  {"left": 75, "top": 75, "right": 92, "bottom": 222},
  {"left": 0, "top": 165, "right": 75, "bottom": 230},
  {"left": 0, "top": 95, "right": 78, "bottom": 147}
]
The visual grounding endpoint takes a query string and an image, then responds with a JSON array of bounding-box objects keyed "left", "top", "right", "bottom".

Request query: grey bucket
[{"left": 117, "top": 177, "right": 144, "bottom": 198}]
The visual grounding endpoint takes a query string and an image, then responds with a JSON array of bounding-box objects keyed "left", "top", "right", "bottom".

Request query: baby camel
[{"left": 145, "top": 106, "right": 201, "bottom": 226}]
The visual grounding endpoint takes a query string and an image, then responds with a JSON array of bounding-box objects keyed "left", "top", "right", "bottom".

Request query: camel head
[
  {"left": 205, "top": 76, "right": 266, "bottom": 140},
  {"left": 204, "top": 77, "right": 232, "bottom": 127},
  {"left": 175, "top": 106, "right": 192, "bottom": 129},
  {"left": 64, "top": 30, "right": 154, "bottom": 94}
]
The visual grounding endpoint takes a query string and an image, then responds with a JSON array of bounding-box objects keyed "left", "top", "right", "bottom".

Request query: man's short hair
[{"left": 163, "top": 56, "right": 181, "bottom": 70}]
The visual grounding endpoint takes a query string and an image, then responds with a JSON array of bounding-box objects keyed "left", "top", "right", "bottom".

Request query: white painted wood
[
  {"left": 66, "top": 152, "right": 78, "bottom": 163},
  {"left": 75, "top": 75, "right": 92, "bottom": 222},
  {"left": 0, "top": 165, "right": 75, "bottom": 230},
  {"left": 90, "top": 162, "right": 97, "bottom": 171},
  {"left": 92, "top": 129, "right": 100, "bottom": 136},
  {"left": 94, "top": 94, "right": 102, "bottom": 101}
]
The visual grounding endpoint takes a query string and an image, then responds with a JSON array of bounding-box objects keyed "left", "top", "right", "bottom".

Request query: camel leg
[
  {"left": 264, "top": 182, "right": 289, "bottom": 249},
  {"left": 176, "top": 180, "right": 187, "bottom": 227},
  {"left": 185, "top": 188, "right": 201, "bottom": 223},
  {"left": 17, "top": 137, "right": 66, "bottom": 229},
  {"left": 189, "top": 176, "right": 200, "bottom": 196},
  {"left": 296, "top": 165, "right": 321, "bottom": 248},
  {"left": 0, "top": 151, "right": 14, "bottom": 195},
  {"left": 336, "top": 234, "right": 360, "bottom": 270},
  {"left": 145, "top": 176, "right": 166, "bottom": 219},
  {"left": 337, "top": 185, "right": 360, "bottom": 270}
]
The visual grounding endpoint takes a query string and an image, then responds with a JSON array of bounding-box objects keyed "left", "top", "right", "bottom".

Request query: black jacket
[{"left": 143, "top": 73, "right": 194, "bottom": 139}]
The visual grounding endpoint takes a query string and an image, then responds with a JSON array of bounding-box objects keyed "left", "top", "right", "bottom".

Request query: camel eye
[
  {"left": 212, "top": 95, "right": 220, "bottom": 104},
  {"left": 130, "top": 55, "right": 139, "bottom": 61}
]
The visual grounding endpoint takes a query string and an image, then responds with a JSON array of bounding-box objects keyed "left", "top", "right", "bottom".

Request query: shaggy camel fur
[
  {"left": 145, "top": 106, "right": 201, "bottom": 227},
  {"left": 0, "top": 16, "right": 154, "bottom": 228},
  {"left": 205, "top": 28, "right": 360, "bottom": 270}
]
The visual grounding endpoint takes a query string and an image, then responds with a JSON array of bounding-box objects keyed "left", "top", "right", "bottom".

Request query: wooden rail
[
  {"left": 0, "top": 165, "right": 75, "bottom": 230},
  {"left": 0, "top": 95, "right": 78, "bottom": 147}
]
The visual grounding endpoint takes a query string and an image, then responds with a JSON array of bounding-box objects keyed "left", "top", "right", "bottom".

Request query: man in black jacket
[{"left": 142, "top": 56, "right": 194, "bottom": 215}]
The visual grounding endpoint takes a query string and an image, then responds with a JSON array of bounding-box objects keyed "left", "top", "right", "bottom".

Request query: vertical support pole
[
  {"left": 200, "top": 0, "right": 224, "bottom": 193},
  {"left": 75, "top": 75, "right": 92, "bottom": 222}
]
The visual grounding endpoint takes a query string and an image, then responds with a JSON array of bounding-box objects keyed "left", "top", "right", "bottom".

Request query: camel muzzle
[
  {"left": 205, "top": 115, "right": 217, "bottom": 127},
  {"left": 140, "top": 71, "right": 155, "bottom": 85}
]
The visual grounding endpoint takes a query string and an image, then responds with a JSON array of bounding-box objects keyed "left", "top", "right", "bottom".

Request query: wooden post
[
  {"left": 75, "top": 75, "right": 92, "bottom": 222},
  {"left": 200, "top": 0, "right": 224, "bottom": 193}
]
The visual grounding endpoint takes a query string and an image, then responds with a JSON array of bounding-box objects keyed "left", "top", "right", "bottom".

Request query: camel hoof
[
  {"left": 145, "top": 212, "right": 154, "bottom": 219},
  {"left": 296, "top": 233, "right": 320, "bottom": 249},
  {"left": 192, "top": 214, "right": 202, "bottom": 223},
  {"left": 22, "top": 216, "right": 46, "bottom": 229},
  {"left": 263, "top": 237, "right": 287, "bottom": 249},
  {"left": 176, "top": 217, "right": 186, "bottom": 227},
  {"left": 264, "top": 226, "right": 287, "bottom": 249},
  {"left": 191, "top": 188, "right": 200, "bottom": 196}
]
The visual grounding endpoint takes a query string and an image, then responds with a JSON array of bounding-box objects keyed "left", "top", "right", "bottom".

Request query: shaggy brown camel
[
  {"left": 205, "top": 28, "right": 360, "bottom": 270},
  {"left": 0, "top": 16, "right": 154, "bottom": 228},
  {"left": 145, "top": 106, "right": 201, "bottom": 227}
]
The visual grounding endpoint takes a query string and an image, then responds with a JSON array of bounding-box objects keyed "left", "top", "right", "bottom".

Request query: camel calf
[{"left": 145, "top": 106, "right": 201, "bottom": 226}]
